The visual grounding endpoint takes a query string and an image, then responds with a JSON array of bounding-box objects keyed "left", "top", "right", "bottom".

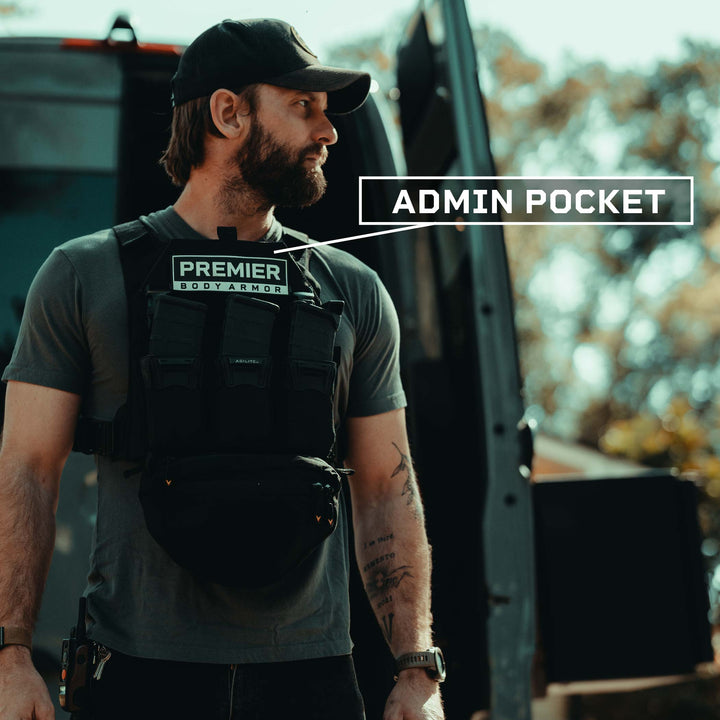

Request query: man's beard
[{"left": 223, "top": 117, "right": 328, "bottom": 212}]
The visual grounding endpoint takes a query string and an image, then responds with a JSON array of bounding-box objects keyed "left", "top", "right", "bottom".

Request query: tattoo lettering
[
  {"left": 366, "top": 564, "right": 414, "bottom": 601},
  {"left": 362, "top": 532, "right": 394, "bottom": 551},
  {"left": 377, "top": 594, "right": 393, "bottom": 609},
  {"left": 392, "top": 442, "right": 421, "bottom": 520},
  {"left": 363, "top": 552, "right": 396, "bottom": 574}
]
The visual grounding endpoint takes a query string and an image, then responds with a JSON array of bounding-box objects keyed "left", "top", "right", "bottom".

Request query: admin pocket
[{"left": 139, "top": 453, "right": 342, "bottom": 589}]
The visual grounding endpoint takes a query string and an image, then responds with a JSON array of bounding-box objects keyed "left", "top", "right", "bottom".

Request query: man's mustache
[{"left": 301, "top": 144, "right": 328, "bottom": 166}]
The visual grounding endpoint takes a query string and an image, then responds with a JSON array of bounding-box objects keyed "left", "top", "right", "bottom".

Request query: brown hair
[{"left": 159, "top": 85, "right": 258, "bottom": 187}]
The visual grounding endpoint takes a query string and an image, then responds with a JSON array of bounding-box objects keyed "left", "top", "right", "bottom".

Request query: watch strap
[
  {"left": 395, "top": 646, "right": 446, "bottom": 681},
  {"left": 396, "top": 650, "right": 436, "bottom": 672},
  {"left": 0, "top": 626, "right": 33, "bottom": 651}
]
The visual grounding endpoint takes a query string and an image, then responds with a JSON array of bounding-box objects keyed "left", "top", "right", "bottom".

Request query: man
[{"left": 0, "top": 18, "right": 444, "bottom": 720}]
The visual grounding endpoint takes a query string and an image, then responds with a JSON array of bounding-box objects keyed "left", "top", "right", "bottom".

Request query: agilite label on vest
[{"left": 172, "top": 255, "right": 289, "bottom": 295}]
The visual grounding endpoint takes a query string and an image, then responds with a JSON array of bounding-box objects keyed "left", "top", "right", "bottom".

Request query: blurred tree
[
  {"left": 329, "top": 23, "right": 720, "bottom": 449},
  {"left": 327, "top": 18, "right": 720, "bottom": 608}
]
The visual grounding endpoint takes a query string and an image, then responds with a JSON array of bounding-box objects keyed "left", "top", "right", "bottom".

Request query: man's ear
[{"left": 209, "top": 89, "right": 251, "bottom": 139}]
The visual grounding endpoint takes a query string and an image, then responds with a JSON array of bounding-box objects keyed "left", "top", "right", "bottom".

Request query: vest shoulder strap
[
  {"left": 114, "top": 218, "right": 152, "bottom": 246},
  {"left": 73, "top": 220, "right": 161, "bottom": 458},
  {"left": 281, "top": 227, "right": 310, "bottom": 245},
  {"left": 279, "top": 228, "right": 325, "bottom": 300}
]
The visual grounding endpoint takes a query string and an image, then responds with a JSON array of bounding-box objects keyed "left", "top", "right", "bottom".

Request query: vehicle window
[
  {"left": 0, "top": 171, "right": 117, "bottom": 340},
  {"left": 0, "top": 46, "right": 121, "bottom": 406}
]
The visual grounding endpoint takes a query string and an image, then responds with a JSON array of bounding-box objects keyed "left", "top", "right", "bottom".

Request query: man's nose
[{"left": 313, "top": 115, "right": 338, "bottom": 146}]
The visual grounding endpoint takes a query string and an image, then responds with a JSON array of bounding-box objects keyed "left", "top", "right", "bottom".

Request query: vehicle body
[{"left": 0, "top": 4, "right": 712, "bottom": 719}]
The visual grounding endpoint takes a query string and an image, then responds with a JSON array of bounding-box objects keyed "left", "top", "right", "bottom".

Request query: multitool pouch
[{"left": 139, "top": 453, "right": 342, "bottom": 588}]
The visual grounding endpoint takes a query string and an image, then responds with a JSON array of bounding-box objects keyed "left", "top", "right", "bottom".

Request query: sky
[{"left": 1, "top": 0, "right": 718, "bottom": 74}]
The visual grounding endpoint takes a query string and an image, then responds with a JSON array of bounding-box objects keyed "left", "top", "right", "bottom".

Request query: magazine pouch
[
  {"left": 212, "top": 295, "right": 280, "bottom": 449},
  {"left": 285, "top": 300, "right": 344, "bottom": 456},
  {"left": 140, "top": 294, "right": 207, "bottom": 453}
]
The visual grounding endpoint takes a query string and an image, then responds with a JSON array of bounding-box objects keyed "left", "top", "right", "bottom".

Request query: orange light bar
[{"left": 61, "top": 38, "right": 182, "bottom": 56}]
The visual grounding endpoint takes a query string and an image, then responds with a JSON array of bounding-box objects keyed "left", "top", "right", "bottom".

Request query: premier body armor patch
[{"left": 172, "top": 254, "right": 289, "bottom": 294}]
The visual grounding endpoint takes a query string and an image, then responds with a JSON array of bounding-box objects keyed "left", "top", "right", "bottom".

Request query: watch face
[{"left": 431, "top": 647, "right": 447, "bottom": 681}]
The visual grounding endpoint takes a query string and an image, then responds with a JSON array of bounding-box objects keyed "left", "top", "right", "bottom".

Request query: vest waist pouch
[{"left": 139, "top": 453, "right": 342, "bottom": 589}]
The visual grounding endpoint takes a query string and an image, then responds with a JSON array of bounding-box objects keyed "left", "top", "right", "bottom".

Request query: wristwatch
[
  {"left": 0, "top": 626, "right": 33, "bottom": 651},
  {"left": 394, "top": 647, "right": 446, "bottom": 682}
]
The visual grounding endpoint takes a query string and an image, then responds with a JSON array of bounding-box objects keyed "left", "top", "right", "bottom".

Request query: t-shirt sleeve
[
  {"left": 345, "top": 270, "right": 407, "bottom": 417},
  {"left": 2, "top": 248, "right": 89, "bottom": 395}
]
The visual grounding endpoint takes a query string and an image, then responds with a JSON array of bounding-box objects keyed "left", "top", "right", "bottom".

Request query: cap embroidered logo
[{"left": 290, "top": 26, "right": 317, "bottom": 58}]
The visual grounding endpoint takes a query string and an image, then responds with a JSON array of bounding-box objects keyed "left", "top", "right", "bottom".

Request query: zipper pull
[{"left": 93, "top": 645, "right": 112, "bottom": 681}]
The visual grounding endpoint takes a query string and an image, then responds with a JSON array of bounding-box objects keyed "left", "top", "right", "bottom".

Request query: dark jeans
[{"left": 79, "top": 650, "right": 366, "bottom": 720}]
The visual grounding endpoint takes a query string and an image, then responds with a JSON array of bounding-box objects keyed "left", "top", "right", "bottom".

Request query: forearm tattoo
[
  {"left": 358, "top": 443, "right": 424, "bottom": 645},
  {"left": 366, "top": 564, "right": 414, "bottom": 601},
  {"left": 392, "top": 442, "right": 422, "bottom": 520},
  {"left": 362, "top": 532, "right": 393, "bottom": 551},
  {"left": 361, "top": 533, "right": 415, "bottom": 630},
  {"left": 381, "top": 612, "right": 394, "bottom": 643},
  {"left": 366, "top": 559, "right": 414, "bottom": 644}
]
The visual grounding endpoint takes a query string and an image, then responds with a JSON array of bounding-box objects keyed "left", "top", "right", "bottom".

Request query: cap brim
[{"left": 267, "top": 65, "right": 371, "bottom": 114}]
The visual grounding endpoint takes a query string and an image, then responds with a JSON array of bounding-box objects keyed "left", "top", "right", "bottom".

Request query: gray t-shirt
[{"left": 3, "top": 207, "right": 406, "bottom": 663}]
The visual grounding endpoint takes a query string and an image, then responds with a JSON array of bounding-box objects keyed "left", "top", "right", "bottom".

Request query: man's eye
[{"left": 297, "top": 99, "right": 310, "bottom": 107}]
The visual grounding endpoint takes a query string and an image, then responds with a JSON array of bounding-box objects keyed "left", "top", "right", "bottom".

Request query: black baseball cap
[{"left": 171, "top": 18, "right": 372, "bottom": 114}]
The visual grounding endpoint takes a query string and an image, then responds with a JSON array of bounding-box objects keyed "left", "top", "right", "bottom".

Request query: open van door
[{"left": 393, "top": 1, "right": 537, "bottom": 718}]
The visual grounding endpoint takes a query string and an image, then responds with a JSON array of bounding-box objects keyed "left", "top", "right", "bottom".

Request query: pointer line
[{"left": 274, "top": 224, "right": 434, "bottom": 254}]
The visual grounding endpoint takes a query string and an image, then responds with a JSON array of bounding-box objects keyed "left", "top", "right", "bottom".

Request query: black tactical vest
[{"left": 74, "top": 220, "right": 346, "bottom": 588}]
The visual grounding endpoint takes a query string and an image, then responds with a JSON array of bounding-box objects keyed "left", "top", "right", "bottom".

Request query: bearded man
[{"left": 0, "top": 18, "right": 444, "bottom": 720}]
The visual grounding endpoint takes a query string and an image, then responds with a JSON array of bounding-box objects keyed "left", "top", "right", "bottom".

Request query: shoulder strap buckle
[
  {"left": 74, "top": 417, "right": 117, "bottom": 456},
  {"left": 113, "top": 219, "right": 152, "bottom": 247}
]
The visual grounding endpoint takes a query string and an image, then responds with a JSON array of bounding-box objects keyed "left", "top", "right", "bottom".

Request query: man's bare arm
[
  {"left": 0, "top": 380, "right": 80, "bottom": 719},
  {"left": 346, "top": 408, "right": 443, "bottom": 720}
]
